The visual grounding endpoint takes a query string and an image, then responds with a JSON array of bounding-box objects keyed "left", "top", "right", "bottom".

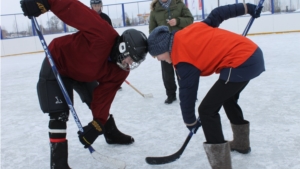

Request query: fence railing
[{"left": 1, "top": 0, "right": 299, "bottom": 40}]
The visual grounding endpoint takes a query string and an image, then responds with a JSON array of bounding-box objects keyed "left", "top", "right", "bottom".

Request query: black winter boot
[
  {"left": 164, "top": 96, "right": 176, "bottom": 104},
  {"left": 203, "top": 142, "right": 232, "bottom": 169},
  {"left": 50, "top": 140, "right": 71, "bottom": 169},
  {"left": 229, "top": 121, "right": 251, "bottom": 154},
  {"left": 104, "top": 114, "right": 134, "bottom": 145}
]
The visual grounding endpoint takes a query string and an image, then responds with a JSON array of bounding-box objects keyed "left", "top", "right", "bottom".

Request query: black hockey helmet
[
  {"left": 116, "top": 29, "right": 148, "bottom": 70},
  {"left": 90, "top": 0, "right": 102, "bottom": 5}
]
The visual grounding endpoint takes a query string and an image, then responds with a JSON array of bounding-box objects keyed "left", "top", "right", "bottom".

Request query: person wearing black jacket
[
  {"left": 90, "top": 0, "right": 123, "bottom": 91},
  {"left": 90, "top": 0, "right": 112, "bottom": 26}
]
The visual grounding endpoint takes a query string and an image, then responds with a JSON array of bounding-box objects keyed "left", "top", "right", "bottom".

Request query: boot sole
[
  {"left": 105, "top": 137, "right": 134, "bottom": 145},
  {"left": 105, "top": 140, "right": 134, "bottom": 145},
  {"left": 231, "top": 147, "right": 251, "bottom": 154}
]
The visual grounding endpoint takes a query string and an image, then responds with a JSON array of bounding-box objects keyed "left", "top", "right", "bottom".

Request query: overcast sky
[
  {"left": 0, "top": 0, "right": 150, "bottom": 15},
  {"left": 1, "top": 0, "right": 299, "bottom": 15}
]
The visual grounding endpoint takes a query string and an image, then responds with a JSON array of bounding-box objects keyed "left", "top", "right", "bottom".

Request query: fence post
[
  {"left": 201, "top": 0, "right": 205, "bottom": 20},
  {"left": 0, "top": 26, "right": 3, "bottom": 39},
  {"left": 31, "top": 18, "right": 36, "bottom": 36},
  {"left": 63, "top": 23, "right": 67, "bottom": 33},
  {"left": 122, "top": 3, "right": 126, "bottom": 27},
  {"left": 271, "top": 0, "right": 274, "bottom": 14}
]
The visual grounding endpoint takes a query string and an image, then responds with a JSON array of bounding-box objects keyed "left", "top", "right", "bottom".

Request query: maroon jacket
[{"left": 47, "top": 0, "right": 129, "bottom": 124}]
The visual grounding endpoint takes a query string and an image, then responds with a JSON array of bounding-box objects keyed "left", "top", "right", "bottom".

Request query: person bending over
[
  {"left": 20, "top": 0, "right": 148, "bottom": 168},
  {"left": 148, "top": 3, "right": 263, "bottom": 169}
]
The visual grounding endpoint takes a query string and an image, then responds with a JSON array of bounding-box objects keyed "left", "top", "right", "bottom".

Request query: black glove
[
  {"left": 78, "top": 120, "right": 104, "bottom": 148},
  {"left": 246, "top": 3, "right": 263, "bottom": 18},
  {"left": 20, "top": 0, "right": 50, "bottom": 19},
  {"left": 186, "top": 117, "right": 202, "bottom": 134}
]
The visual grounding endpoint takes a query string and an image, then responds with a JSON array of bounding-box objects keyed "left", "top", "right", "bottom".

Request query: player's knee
[
  {"left": 48, "top": 112, "right": 69, "bottom": 139},
  {"left": 49, "top": 112, "right": 69, "bottom": 122},
  {"left": 37, "top": 79, "right": 72, "bottom": 113}
]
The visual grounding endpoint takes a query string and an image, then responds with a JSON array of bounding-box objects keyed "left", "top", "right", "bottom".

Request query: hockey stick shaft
[
  {"left": 124, "top": 80, "right": 144, "bottom": 96},
  {"left": 146, "top": 0, "right": 265, "bottom": 165},
  {"left": 32, "top": 18, "right": 126, "bottom": 168},
  {"left": 243, "top": 0, "right": 265, "bottom": 36},
  {"left": 124, "top": 80, "right": 153, "bottom": 98},
  {"left": 32, "top": 17, "right": 84, "bottom": 133}
]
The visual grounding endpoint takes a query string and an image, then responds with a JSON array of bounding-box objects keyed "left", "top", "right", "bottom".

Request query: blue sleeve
[
  {"left": 203, "top": 3, "right": 245, "bottom": 28},
  {"left": 175, "top": 63, "right": 200, "bottom": 125}
]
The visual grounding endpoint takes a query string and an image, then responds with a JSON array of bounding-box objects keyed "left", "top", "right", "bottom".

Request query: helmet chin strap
[
  {"left": 116, "top": 42, "right": 130, "bottom": 71},
  {"left": 116, "top": 62, "right": 130, "bottom": 71},
  {"left": 116, "top": 54, "right": 141, "bottom": 71}
]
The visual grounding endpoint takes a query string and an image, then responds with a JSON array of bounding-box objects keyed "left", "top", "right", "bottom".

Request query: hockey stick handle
[
  {"left": 242, "top": 0, "right": 265, "bottom": 36},
  {"left": 124, "top": 80, "right": 145, "bottom": 97},
  {"left": 32, "top": 17, "right": 84, "bottom": 132},
  {"left": 32, "top": 17, "right": 98, "bottom": 153},
  {"left": 180, "top": 131, "right": 193, "bottom": 152}
]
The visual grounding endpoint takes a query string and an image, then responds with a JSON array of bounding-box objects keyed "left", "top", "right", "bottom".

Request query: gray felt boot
[
  {"left": 203, "top": 142, "right": 232, "bottom": 169},
  {"left": 229, "top": 122, "right": 251, "bottom": 154}
]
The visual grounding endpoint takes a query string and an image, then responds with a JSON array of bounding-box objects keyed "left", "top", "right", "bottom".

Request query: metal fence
[{"left": 1, "top": 0, "right": 299, "bottom": 39}]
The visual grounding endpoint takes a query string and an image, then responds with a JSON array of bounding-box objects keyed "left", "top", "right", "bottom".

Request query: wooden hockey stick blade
[
  {"left": 125, "top": 80, "right": 153, "bottom": 98},
  {"left": 142, "top": 93, "right": 153, "bottom": 98},
  {"left": 89, "top": 147, "right": 126, "bottom": 169},
  {"left": 145, "top": 132, "right": 193, "bottom": 165}
]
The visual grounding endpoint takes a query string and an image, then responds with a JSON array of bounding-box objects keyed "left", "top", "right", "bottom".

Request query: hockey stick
[
  {"left": 32, "top": 17, "right": 126, "bottom": 169},
  {"left": 146, "top": 131, "right": 193, "bottom": 164},
  {"left": 243, "top": 0, "right": 265, "bottom": 36},
  {"left": 145, "top": 0, "right": 265, "bottom": 165},
  {"left": 124, "top": 80, "right": 153, "bottom": 98}
]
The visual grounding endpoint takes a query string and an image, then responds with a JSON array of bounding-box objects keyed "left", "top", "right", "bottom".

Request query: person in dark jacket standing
[
  {"left": 90, "top": 0, "right": 123, "bottom": 91},
  {"left": 20, "top": 0, "right": 148, "bottom": 168},
  {"left": 148, "top": 3, "right": 263, "bottom": 169},
  {"left": 149, "top": 0, "right": 193, "bottom": 104},
  {"left": 90, "top": 0, "right": 112, "bottom": 26}
]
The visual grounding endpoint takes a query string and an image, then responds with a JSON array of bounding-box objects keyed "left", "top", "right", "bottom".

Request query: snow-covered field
[{"left": 1, "top": 32, "right": 300, "bottom": 169}]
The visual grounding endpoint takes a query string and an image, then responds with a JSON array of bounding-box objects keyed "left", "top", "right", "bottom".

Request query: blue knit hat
[{"left": 147, "top": 26, "right": 170, "bottom": 56}]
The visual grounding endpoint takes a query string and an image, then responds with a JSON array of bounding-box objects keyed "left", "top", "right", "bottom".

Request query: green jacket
[{"left": 149, "top": 0, "right": 194, "bottom": 33}]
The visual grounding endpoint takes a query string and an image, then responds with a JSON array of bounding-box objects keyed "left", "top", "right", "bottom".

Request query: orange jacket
[{"left": 172, "top": 22, "right": 258, "bottom": 76}]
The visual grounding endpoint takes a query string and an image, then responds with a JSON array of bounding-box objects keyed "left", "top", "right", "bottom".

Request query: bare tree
[
  {"left": 27, "top": 23, "right": 33, "bottom": 36},
  {"left": 47, "top": 15, "right": 63, "bottom": 33},
  {"left": 125, "top": 12, "right": 131, "bottom": 26},
  {"left": 12, "top": 18, "right": 19, "bottom": 37}
]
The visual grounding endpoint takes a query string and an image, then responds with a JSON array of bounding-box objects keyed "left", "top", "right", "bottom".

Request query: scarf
[{"left": 159, "top": 0, "right": 172, "bottom": 9}]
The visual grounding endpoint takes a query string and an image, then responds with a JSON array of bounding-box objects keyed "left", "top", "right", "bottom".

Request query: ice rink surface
[{"left": 1, "top": 32, "right": 300, "bottom": 169}]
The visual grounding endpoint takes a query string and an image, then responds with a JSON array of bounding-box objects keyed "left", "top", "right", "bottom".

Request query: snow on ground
[{"left": 1, "top": 32, "right": 300, "bottom": 169}]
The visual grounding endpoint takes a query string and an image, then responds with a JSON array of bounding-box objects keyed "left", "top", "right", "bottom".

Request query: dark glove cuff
[
  {"left": 78, "top": 120, "right": 104, "bottom": 148},
  {"left": 246, "top": 3, "right": 255, "bottom": 14},
  {"left": 89, "top": 120, "right": 104, "bottom": 134},
  {"left": 40, "top": 0, "right": 51, "bottom": 11}
]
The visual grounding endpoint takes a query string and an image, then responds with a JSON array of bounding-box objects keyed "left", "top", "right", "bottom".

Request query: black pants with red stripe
[{"left": 198, "top": 79, "right": 249, "bottom": 144}]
